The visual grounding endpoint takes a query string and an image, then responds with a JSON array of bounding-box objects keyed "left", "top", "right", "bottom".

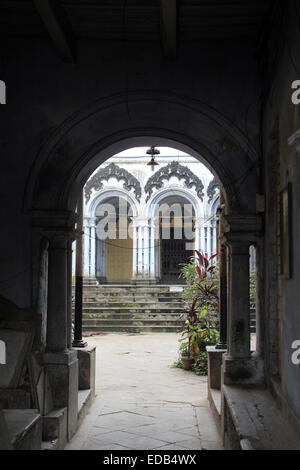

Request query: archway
[
  {"left": 25, "top": 92, "right": 260, "bottom": 442},
  {"left": 84, "top": 189, "right": 138, "bottom": 283},
  {"left": 25, "top": 91, "right": 258, "bottom": 216}
]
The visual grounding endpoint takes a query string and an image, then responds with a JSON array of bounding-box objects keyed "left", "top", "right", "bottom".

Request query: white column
[
  {"left": 90, "top": 222, "right": 96, "bottom": 277},
  {"left": 132, "top": 225, "right": 138, "bottom": 278},
  {"left": 137, "top": 225, "right": 143, "bottom": 277},
  {"left": 212, "top": 225, "right": 217, "bottom": 256},
  {"left": 194, "top": 221, "right": 200, "bottom": 253},
  {"left": 206, "top": 224, "right": 211, "bottom": 258},
  {"left": 150, "top": 221, "right": 156, "bottom": 279},
  {"left": 83, "top": 220, "right": 90, "bottom": 277},
  {"left": 143, "top": 223, "right": 149, "bottom": 278},
  {"left": 200, "top": 223, "right": 206, "bottom": 254}
]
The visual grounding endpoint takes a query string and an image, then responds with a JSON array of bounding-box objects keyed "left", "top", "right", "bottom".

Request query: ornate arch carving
[
  {"left": 84, "top": 163, "right": 142, "bottom": 202},
  {"left": 207, "top": 177, "right": 219, "bottom": 203},
  {"left": 144, "top": 161, "right": 204, "bottom": 202}
]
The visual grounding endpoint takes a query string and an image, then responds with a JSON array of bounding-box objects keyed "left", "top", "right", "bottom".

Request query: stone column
[
  {"left": 200, "top": 224, "right": 206, "bottom": 253},
  {"left": 90, "top": 220, "right": 96, "bottom": 277},
  {"left": 194, "top": 220, "right": 200, "bottom": 253},
  {"left": 226, "top": 237, "right": 251, "bottom": 359},
  {"left": 44, "top": 230, "right": 79, "bottom": 439},
  {"left": 220, "top": 213, "right": 263, "bottom": 385},
  {"left": 137, "top": 225, "right": 143, "bottom": 277},
  {"left": 46, "top": 234, "right": 69, "bottom": 352},
  {"left": 143, "top": 223, "right": 150, "bottom": 278},
  {"left": 132, "top": 224, "right": 138, "bottom": 280},
  {"left": 150, "top": 221, "right": 156, "bottom": 280},
  {"left": 66, "top": 239, "right": 73, "bottom": 349},
  {"left": 206, "top": 224, "right": 211, "bottom": 258},
  {"left": 216, "top": 244, "right": 227, "bottom": 349},
  {"left": 83, "top": 219, "right": 90, "bottom": 277}
]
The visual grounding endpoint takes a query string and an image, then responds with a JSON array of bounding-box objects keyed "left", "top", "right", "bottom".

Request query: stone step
[
  {"left": 79, "top": 307, "right": 182, "bottom": 315},
  {"left": 79, "top": 292, "right": 185, "bottom": 298},
  {"left": 78, "top": 287, "right": 185, "bottom": 293},
  {"left": 82, "top": 318, "right": 184, "bottom": 325},
  {"left": 3, "top": 409, "right": 42, "bottom": 450},
  {"left": 81, "top": 312, "right": 183, "bottom": 318},
  {"left": 76, "top": 302, "right": 184, "bottom": 310},
  {"left": 79, "top": 297, "right": 184, "bottom": 303},
  {"left": 82, "top": 325, "right": 183, "bottom": 333},
  {"left": 42, "top": 407, "right": 67, "bottom": 451}
]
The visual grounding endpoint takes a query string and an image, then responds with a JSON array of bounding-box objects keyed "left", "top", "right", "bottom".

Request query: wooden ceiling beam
[
  {"left": 34, "top": 0, "right": 76, "bottom": 62},
  {"left": 160, "top": 0, "right": 177, "bottom": 59}
]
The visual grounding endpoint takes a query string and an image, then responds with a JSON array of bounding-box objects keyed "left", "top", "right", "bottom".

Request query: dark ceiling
[{"left": 0, "top": 0, "right": 272, "bottom": 40}]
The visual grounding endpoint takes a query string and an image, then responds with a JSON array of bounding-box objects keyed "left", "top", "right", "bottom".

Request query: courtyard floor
[{"left": 65, "top": 333, "right": 223, "bottom": 451}]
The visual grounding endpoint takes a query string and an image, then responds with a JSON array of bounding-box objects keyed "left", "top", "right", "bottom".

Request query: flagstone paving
[{"left": 65, "top": 333, "right": 223, "bottom": 451}]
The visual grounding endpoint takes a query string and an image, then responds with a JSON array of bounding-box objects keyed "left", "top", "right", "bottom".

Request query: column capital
[{"left": 221, "top": 213, "right": 262, "bottom": 234}]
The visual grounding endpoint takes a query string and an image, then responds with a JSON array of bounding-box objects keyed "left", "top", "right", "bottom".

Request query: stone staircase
[
  {"left": 78, "top": 284, "right": 186, "bottom": 334},
  {"left": 73, "top": 283, "right": 256, "bottom": 335}
]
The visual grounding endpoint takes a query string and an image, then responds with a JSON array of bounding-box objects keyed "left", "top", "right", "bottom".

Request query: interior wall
[{"left": 262, "top": 0, "right": 300, "bottom": 421}]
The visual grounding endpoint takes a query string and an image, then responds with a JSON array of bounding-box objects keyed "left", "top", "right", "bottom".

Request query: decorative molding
[
  {"left": 84, "top": 163, "right": 142, "bottom": 202},
  {"left": 207, "top": 177, "right": 219, "bottom": 202},
  {"left": 144, "top": 161, "right": 204, "bottom": 202}
]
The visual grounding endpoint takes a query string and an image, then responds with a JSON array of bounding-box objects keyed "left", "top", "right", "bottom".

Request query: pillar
[
  {"left": 150, "top": 221, "right": 156, "bottom": 280},
  {"left": 220, "top": 214, "right": 263, "bottom": 385},
  {"left": 90, "top": 221, "right": 96, "bottom": 277},
  {"left": 83, "top": 219, "right": 90, "bottom": 277},
  {"left": 44, "top": 230, "right": 79, "bottom": 439},
  {"left": 132, "top": 225, "right": 138, "bottom": 280},
  {"left": 143, "top": 223, "right": 150, "bottom": 278},
  {"left": 227, "top": 238, "right": 251, "bottom": 359},
  {"left": 194, "top": 220, "right": 200, "bottom": 253},
  {"left": 137, "top": 225, "right": 143, "bottom": 277},
  {"left": 206, "top": 224, "right": 211, "bottom": 258},
  {"left": 66, "top": 239, "right": 73, "bottom": 349},
  {"left": 46, "top": 234, "right": 68, "bottom": 352},
  {"left": 216, "top": 244, "right": 227, "bottom": 349},
  {"left": 200, "top": 224, "right": 206, "bottom": 253},
  {"left": 73, "top": 193, "right": 87, "bottom": 348}
]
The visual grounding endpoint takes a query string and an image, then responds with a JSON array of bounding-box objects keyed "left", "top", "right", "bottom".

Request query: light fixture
[{"left": 146, "top": 146, "right": 160, "bottom": 171}]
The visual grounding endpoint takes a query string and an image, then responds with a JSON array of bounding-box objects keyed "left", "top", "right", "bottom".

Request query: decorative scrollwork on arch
[
  {"left": 144, "top": 161, "right": 204, "bottom": 202},
  {"left": 207, "top": 177, "right": 219, "bottom": 203},
  {"left": 85, "top": 163, "right": 142, "bottom": 202}
]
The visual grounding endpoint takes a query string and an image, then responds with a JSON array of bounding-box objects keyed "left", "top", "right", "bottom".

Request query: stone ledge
[
  {"left": 223, "top": 385, "right": 300, "bottom": 450},
  {"left": 3, "top": 409, "right": 42, "bottom": 450}
]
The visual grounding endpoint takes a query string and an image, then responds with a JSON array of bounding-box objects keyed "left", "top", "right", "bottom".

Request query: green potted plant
[{"left": 179, "top": 297, "right": 201, "bottom": 370}]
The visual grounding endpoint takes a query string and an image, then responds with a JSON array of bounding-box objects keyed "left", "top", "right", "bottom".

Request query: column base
[
  {"left": 221, "top": 353, "right": 264, "bottom": 386},
  {"left": 72, "top": 339, "right": 88, "bottom": 348},
  {"left": 43, "top": 349, "right": 78, "bottom": 440}
]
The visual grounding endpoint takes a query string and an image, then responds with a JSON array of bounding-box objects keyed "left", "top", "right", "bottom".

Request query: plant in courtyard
[{"left": 174, "top": 250, "right": 220, "bottom": 373}]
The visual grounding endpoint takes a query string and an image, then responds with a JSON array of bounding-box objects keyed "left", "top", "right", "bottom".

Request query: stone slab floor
[{"left": 65, "top": 333, "right": 223, "bottom": 451}]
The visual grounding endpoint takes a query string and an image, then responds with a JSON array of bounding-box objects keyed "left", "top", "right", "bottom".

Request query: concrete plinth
[
  {"left": 207, "top": 346, "right": 226, "bottom": 390},
  {"left": 74, "top": 345, "right": 96, "bottom": 395},
  {"left": 43, "top": 349, "right": 78, "bottom": 440},
  {"left": 222, "top": 353, "right": 264, "bottom": 386}
]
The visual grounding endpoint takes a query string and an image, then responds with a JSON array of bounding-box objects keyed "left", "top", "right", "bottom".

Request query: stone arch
[
  {"left": 144, "top": 161, "right": 205, "bottom": 203},
  {"left": 86, "top": 188, "right": 139, "bottom": 219},
  {"left": 25, "top": 91, "right": 258, "bottom": 215},
  {"left": 147, "top": 187, "right": 201, "bottom": 220}
]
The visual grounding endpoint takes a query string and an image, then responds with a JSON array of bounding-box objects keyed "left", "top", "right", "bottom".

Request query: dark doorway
[{"left": 161, "top": 227, "right": 193, "bottom": 283}]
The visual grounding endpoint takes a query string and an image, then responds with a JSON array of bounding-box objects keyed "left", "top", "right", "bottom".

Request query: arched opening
[{"left": 26, "top": 93, "right": 260, "bottom": 448}]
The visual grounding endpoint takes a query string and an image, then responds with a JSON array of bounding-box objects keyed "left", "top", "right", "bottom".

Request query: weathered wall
[{"left": 262, "top": 1, "right": 300, "bottom": 423}]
